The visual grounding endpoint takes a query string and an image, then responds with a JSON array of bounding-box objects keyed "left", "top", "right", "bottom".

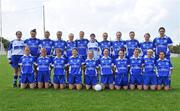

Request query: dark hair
[
  {"left": 45, "top": 30, "right": 50, "bottom": 34},
  {"left": 31, "top": 29, "right": 36, "bottom": 33},
  {"left": 134, "top": 48, "right": 141, "bottom": 53},
  {"left": 158, "top": 27, "right": 165, "bottom": 32},
  {"left": 16, "top": 31, "right": 22, "bottom": 35},
  {"left": 159, "top": 51, "right": 165, "bottom": 54},
  {"left": 103, "top": 48, "right": 109, "bottom": 52},
  {"left": 72, "top": 48, "right": 78, "bottom": 52},
  {"left": 129, "top": 31, "right": 135, "bottom": 34},
  {"left": 55, "top": 48, "right": 62, "bottom": 53},
  {"left": 90, "top": 33, "right": 95, "bottom": 37},
  {"left": 144, "top": 33, "right": 151, "bottom": 37},
  {"left": 119, "top": 48, "right": 126, "bottom": 53}
]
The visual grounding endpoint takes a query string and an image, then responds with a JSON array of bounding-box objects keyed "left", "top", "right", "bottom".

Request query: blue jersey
[
  {"left": 36, "top": 56, "right": 52, "bottom": 71},
  {"left": 40, "top": 39, "right": 54, "bottom": 56},
  {"left": 99, "top": 40, "right": 112, "bottom": 55},
  {"left": 114, "top": 57, "right": 129, "bottom": 75},
  {"left": 140, "top": 41, "right": 154, "bottom": 56},
  {"left": 52, "top": 56, "right": 67, "bottom": 75},
  {"left": 153, "top": 36, "right": 173, "bottom": 56},
  {"left": 112, "top": 40, "right": 126, "bottom": 57},
  {"left": 7, "top": 39, "right": 25, "bottom": 59},
  {"left": 68, "top": 56, "right": 83, "bottom": 75},
  {"left": 129, "top": 56, "right": 143, "bottom": 75},
  {"left": 19, "top": 55, "right": 35, "bottom": 74},
  {"left": 99, "top": 56, "right": 113, "bottom": 75},
  {"left": 85, "top": 59, "right": 99, "bottom": 76},
  {"left": 24, "top": 38, "right": 41, "bottom": 57},
  {"left": 66, "top": 41, "right": 77, "bottom": 57},
  {"left": 76, "top": 39, "right": 89, "bottom": 57},
  {"left": 126, "top": 39, "right": 139, "bottom": 58},
  {"left": 54, "top": 39, "right": 67, "bottom": 55},
  {"left": 156, "top": 58, "right": 173, "bottom": 77},
  {"left": 143, "top": 56, "right": 156, "bottom": 76}
]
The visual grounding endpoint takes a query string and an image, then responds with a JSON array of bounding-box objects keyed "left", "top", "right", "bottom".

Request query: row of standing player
[{"left": 8, "top": 27, "right": 173, "bottom": 90}]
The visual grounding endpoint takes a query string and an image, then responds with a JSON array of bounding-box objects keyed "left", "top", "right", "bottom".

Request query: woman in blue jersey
[
  {"left": 67, "top": 48, "right": 84, "bottom": 90},
  {"left": 129, "top": 48, "right": 143, "bottom": 90},
  {"left": 84, "top": 50, "right": 99, "bottom": 90},
  {"left": 52, "top": 48, "right": 67, "bottom": 89},
  {"left": 36, "top": 48, "right": 52, "bottom": 89},
  {"left": 114, "top": 49, "right": 129, "bottom": 90},
  {"left": 99, "top": 48, "right": 114, "bottom": 90},
  {"left": 143, "top": 49, "right": 157, "bottom": 90},
  {"left": 8, "top": 31, "right": 25, "bottom": 87},
  {"left": 18, "top": 47, "right": 36, "bottom": 89},
  {"left": 156, "top": 51, "right": 173, "bottom": 91}
]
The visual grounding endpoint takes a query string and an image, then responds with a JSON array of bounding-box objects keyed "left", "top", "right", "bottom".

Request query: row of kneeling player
[{"left": 18, "top": 46, "right": 173, "bottom": 91}]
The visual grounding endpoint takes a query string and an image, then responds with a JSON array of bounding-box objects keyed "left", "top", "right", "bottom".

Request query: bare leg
[
  {"left": 53, "top": 83, "right": 59, "bottom": 89},
  {"left": 164, "top": 86, "right": 170, "bottom": 91},
  {"left": 130, "top": 84, "right": 135, "bottom": 90},
  {"left": 69, "top": 84, "right": 75, "bottom": 90},
  {"left": 123, "top": 86, "right": 128, "bottom": 90},
  {"left": 115, "top": 85, "right": 120, "bottom": 90},
  {"left": 76, "top": 84, "right": 82, "bottom": 90},
  {"left": 60, "top": 84, "right": 65, "bottom": 89},
  {"left": 21, "top": 83, "right": 27, "bottom": 89},
  {"left": 143, "top": 85, "right": 149, "bottom": 90},
  {"left": 150, "top": 85, "right": 156, "bottom": 90},
  {"left": 29, "top": 83, "right": 35, "bottom": 89},
  {"left": 85, "top": 85, "right": 91, "bottom": 90},
  {"left": 109, "top": 84, "right": 114, "bottom": 90},
  {"left": 45, "top": 82, "right": 49, "bottom": 89},
  {"left": 38, "top": 82, "right": 43, "bottom": 89},
  {"left": 157, "top": 85, "right": 162, "bottom": 90},
  {"left": 137, "top": 85, "right": 142, "bottom": 90}
]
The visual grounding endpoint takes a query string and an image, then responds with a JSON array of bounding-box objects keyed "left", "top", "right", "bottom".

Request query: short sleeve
[{"left": 167, "top": 37, "right": 173, "bottom": 46}]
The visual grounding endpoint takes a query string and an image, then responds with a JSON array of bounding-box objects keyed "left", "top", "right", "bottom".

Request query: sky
[{"left": 1, "top": 0, "right": 180, "bottom": 44}]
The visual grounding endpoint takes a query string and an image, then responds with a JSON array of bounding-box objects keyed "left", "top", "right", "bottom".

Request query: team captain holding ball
[{"left": 7, "top": 27, "right": 173, "bottom": 91}]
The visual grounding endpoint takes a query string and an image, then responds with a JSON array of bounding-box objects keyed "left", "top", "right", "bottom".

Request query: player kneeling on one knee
[
  {"left": 156, "top": 51, "right": 173, "bottom": 91},
  {"left": 99, "top": 48, "right": 114, "bottom": 90},
  {"left": 52, "top": 48, "right": 67, "bottom": 89},
  {"left": 129, "top": 48, "right": 143, "bottom": 90},
  {"left": 67, "top": 48, "right": 84, "bottom": 90},
  {"left": 36, "top": 48, "right": 52, "bottom": 89},
  {"left": 84, "top": 50, "right": 99, "bottom": 90},
  {"left": 143, "top": 49, "right": 157, "bottom": 90},
  {"left": 114, "top": 49, "right": 129, "bottom": 90},
  {"left": 18, "top": 47, "right": 36, "bottom": 89}
]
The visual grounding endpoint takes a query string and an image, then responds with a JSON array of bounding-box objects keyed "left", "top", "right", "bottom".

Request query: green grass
[{"left": 0, "top": 56, "right": 180, "bottom": 111}]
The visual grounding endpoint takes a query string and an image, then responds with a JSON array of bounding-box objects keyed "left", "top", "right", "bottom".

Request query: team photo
[
  {"left": 0, "top": 0, "right": 179, "bottom": 111},
  {"left": 7, "top": 27, "right": 173, "bottom": 91}
]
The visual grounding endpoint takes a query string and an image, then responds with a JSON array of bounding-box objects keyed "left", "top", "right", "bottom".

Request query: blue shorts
[
  {"left": 115, "top": 74, "right": 128, "bottom": 86},
  {"left": 53, "top": 75, "right": 66, "bottom": 84},
  {"left": 68, "top": 74, "right": 82, "bottom": 84},
  {"left": 158, "top": 76, "right": 170, "bottom": 86},
  {"left": 21, "top": 73, "right": 35, "bottom": 84},
  {"left": 85, "top": 75, "right": 98, "bottom": 85},
  {"left": 100, "top": 75, "right": 114, "bottom": 84},
  {"left": 130, "top": 75, "right": 143, "bottom": 85},
  {"left": 37, "top": 71, "right": 50, "bottom": 83},
  {"left": 11, "top": 55, "right": 22, "bottom": 68},
  {"left": 143, "top": 75, "right": 157, "bottom": 85}
]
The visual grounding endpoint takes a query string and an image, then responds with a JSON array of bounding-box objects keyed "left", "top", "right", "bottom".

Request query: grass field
[{"left": 0, "top": 56, "right": 180, "bottom": 111}]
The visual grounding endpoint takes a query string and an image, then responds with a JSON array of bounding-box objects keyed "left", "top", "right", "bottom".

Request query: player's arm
[{"left": 7, "top": 41, "right": 13, "bottom": 64}]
